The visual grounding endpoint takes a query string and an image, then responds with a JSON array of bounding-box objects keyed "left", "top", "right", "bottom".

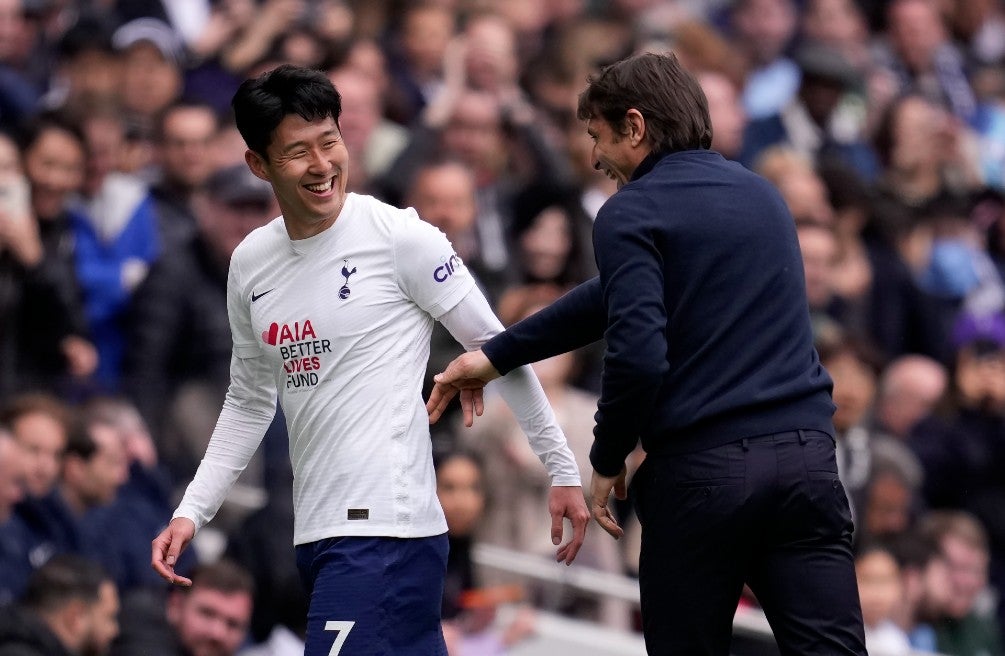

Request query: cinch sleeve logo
[{"left": 433, "top": 253, "right": 463, "bottom": 282}]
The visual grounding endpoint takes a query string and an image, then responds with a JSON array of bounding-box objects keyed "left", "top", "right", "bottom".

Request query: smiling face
[
  {"left": 246, "top": 114, "right": 348, "bottom": 240},
  {"left": 585, "top": 114, "right": 647, "bottom": 189}
]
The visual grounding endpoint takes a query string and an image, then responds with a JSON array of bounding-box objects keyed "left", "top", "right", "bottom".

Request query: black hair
[
  {"left": 21, "top": 554, "right": 110, "bottom": 613},
  {"left": 155, "top": 98, "right": 221, "bottom": 143},
  {"left": 14, "top": 110, "right": 86, "bottom": 156},
  {"left": 231, "top": 64, "right": 342, "bottom": 159},
  {"left": 56, "top": 13, "right": 115, "bottom": 61}
]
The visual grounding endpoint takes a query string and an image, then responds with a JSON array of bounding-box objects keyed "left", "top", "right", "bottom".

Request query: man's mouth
[{"left": 304, "top": 177, "right": 335, "bottom": 193}]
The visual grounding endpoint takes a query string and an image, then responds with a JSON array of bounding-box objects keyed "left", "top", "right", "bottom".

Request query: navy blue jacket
[{"left": 483, "top": 149, "right": 836, "bottom": 476}]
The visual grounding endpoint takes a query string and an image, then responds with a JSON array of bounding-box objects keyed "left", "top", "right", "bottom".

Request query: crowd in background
[{"left": 0, "top": 0, "right": 1005, "bottom": 654}]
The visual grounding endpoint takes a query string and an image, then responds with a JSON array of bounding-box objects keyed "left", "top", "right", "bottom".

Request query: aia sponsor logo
[
  {"left": 261, "top": 319, "right": 333, "bottom": 391},
  {"left": 262, "top": 319, "right": 316, "bottom": 346}
]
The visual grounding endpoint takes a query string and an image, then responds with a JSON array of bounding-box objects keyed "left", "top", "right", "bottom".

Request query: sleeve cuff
[
  {"left": 589, "top": 436, "right": 629, "bottom": 477},
  {"left": 482, "top": 331, "right": 520, "bottom": 375}
]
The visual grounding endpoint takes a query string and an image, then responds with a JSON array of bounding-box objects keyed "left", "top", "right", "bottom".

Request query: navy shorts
[{"left": 295, "top": 534, "right": 449, "bottom": 656}]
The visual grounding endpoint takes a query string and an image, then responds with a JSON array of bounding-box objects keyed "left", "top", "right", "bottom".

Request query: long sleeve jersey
[{"left": 173, "top": 193, "right": 579, "bottom": 544}]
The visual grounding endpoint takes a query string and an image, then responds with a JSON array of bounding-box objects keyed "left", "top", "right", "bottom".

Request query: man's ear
[
  {"left": 625, "top": 109, "right": 646, "bottom": 148},
  {"left": 54, "top": 598, "right": 87, "bottom": 650},
  {"left": 245, "top": 150, "right": 270, "bottom": 182}
]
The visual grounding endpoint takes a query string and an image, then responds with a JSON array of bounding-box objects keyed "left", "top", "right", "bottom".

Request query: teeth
[{"left": 305, "top": 178, "right": 333, "bottom": 193}]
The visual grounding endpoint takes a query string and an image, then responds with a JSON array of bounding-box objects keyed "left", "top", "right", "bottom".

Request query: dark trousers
[{"left": 632, "top": 430, "right": 867, "bottom": 655}]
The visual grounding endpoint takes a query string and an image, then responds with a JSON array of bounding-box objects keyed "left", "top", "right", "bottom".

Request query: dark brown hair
[{"left": 576, "top": 51, "right": 712, "bottom": 153}]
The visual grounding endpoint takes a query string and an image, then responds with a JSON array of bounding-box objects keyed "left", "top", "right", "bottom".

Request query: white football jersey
[{"left": 183, "top": 194, "right": 473, "bottom": 543}]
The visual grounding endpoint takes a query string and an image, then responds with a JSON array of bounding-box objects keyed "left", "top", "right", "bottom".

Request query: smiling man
[
  {"left": 150, "top": 65, "right": 588, "bottom": 656},
  {"left": 428, "top": 52, "right": 867, "bottom": 655}
]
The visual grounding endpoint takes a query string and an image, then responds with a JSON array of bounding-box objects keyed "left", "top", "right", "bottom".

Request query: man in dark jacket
[
  {"left": 0, "top": 554, "right": 119, "bottom": 656},
  {"left": 429, "top": 52, "right": 867, "bottom": 655}
]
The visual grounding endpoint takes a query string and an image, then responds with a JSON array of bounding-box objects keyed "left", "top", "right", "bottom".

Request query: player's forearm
[
  {"left": 489, "top": 367, "right": 581, "bottom": 486},
  {"left": 439, "top": 289, "right": 580, "bottom": 485},
  {"left": 173, "top": 356, "right": 277, "bottom": 530}
]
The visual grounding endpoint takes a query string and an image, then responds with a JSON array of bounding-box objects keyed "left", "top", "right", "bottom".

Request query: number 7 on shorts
[{"left": 324, "top": 621, "right": 356, "bottom": 655}]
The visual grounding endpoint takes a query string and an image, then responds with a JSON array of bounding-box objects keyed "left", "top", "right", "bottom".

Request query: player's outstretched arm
[
  {"left": 550, "top": 485, "right": 590, "bottom": 565},
  {"left": 151, "top": 517, "right": 196, "bottom": 586}
]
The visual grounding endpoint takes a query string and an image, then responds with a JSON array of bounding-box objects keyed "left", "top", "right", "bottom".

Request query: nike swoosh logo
[{"left": 251, "top": 288, "right": 275, "bottom": 302}]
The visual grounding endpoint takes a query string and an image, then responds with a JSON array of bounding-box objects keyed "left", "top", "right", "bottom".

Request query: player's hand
[
  {"left": 426, "top": 349, "right": 500, "bottom": 426},
  {"left": 549, "top": 485, "right": 589, "bottom": 565},
  {"left": 151, "top": 517, "right": 196, "bottom": 586},
  {"left": 589, "top": 466, "right": 627, "bottom": 540}
]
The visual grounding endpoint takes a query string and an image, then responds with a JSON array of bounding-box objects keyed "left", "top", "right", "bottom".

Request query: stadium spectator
[
  {"left": 113, "top": 559, "right": 254, "bottom": 656},
  {"left": 0, "top": 392, "right": 72, "bottom": 603},
  {"left": 910, "top": 311, "right": 1005, "bottom": 627},
  {"left": 325, "top": 65, "right": 407, "bottom": 194},
  {"left": 384, "top": 2, "right": 456, "bottom": 125},
  {"left": 856, "top": 541, "right": 913, "bottom": 654},
  {"left": 435, "top": 447, "right": 536, "bottom": 655},
  {"left": 0, "top": 554, "right": 119, "bottom": 656},
  {"left": 856, "top": 447, "right": 925, "bottom": 544},
  {"left": 112, "top": 18, "right": 185, "bottom": 135},
  {"left": 146, "top": 99, "right": 220, "bottom": 251},
  {"left": 696, "top": 69, "right": 747, "bottom": 162},
  {"left": 728, "top": 0, "right": 801, "bottom": 120},
  {"left": 740, "top": 43, "right": 880, "bottom": 180},
  {"left": 872, "top": 93, "right": 983, "bottom": 216},
  {"left": 873, "top": 354, "right": 949, "bottom": 440},
  {"left": 921, "top": 510, "right": 1005, "bottom": 655},
  {"left": 2, "top": 115, "right": 95, "bottom": 398},
  {"left": 874, "top": 0, "right": 978, "bottom": 122},
  {"left": 79, "top": 395, "right": 195, "bottom": 592},
  {"left": 69, "top": 101, "right": 160, "bottom": 391}
]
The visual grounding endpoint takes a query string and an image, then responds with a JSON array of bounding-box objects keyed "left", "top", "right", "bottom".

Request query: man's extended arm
[
  {"left": 482, "top": 276, "right": 606, "bottom": 374},
  {"left": 427, "top": 277, "right": 605, "bottom": 424}
]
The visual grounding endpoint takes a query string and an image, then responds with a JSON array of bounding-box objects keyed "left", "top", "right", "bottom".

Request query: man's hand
[
  {"left": 589, "top": 466, "right": 627, "bottom": 539},
  {"left": 151, "top": 517, "right": 196, "bottom": 586},
  {"left": 548, "top": 485, "right": 590, "bottom": 565},
  {"left": 426, "top": 349, "right": 501, "bottom": 426}
]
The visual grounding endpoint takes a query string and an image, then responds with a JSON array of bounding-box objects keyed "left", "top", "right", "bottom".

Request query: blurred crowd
[{"left": 0, "top": 0, "right": 1005, "bottom": 654}]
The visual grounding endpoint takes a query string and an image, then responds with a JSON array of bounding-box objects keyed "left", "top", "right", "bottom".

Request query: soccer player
[
  {"left": 428, "top": 52, "right": 867, "bottom": 655},
  {"left": 151, "top": 65, "right": 588, "bottom": 656}
]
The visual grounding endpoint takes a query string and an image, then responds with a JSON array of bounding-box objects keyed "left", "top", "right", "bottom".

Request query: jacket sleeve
[
  {"left": 590, "top": 191, "right": 669, "bottom": 476},
  {"left": 482, "top": 277, "right": 606, "bottom": 374}
]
